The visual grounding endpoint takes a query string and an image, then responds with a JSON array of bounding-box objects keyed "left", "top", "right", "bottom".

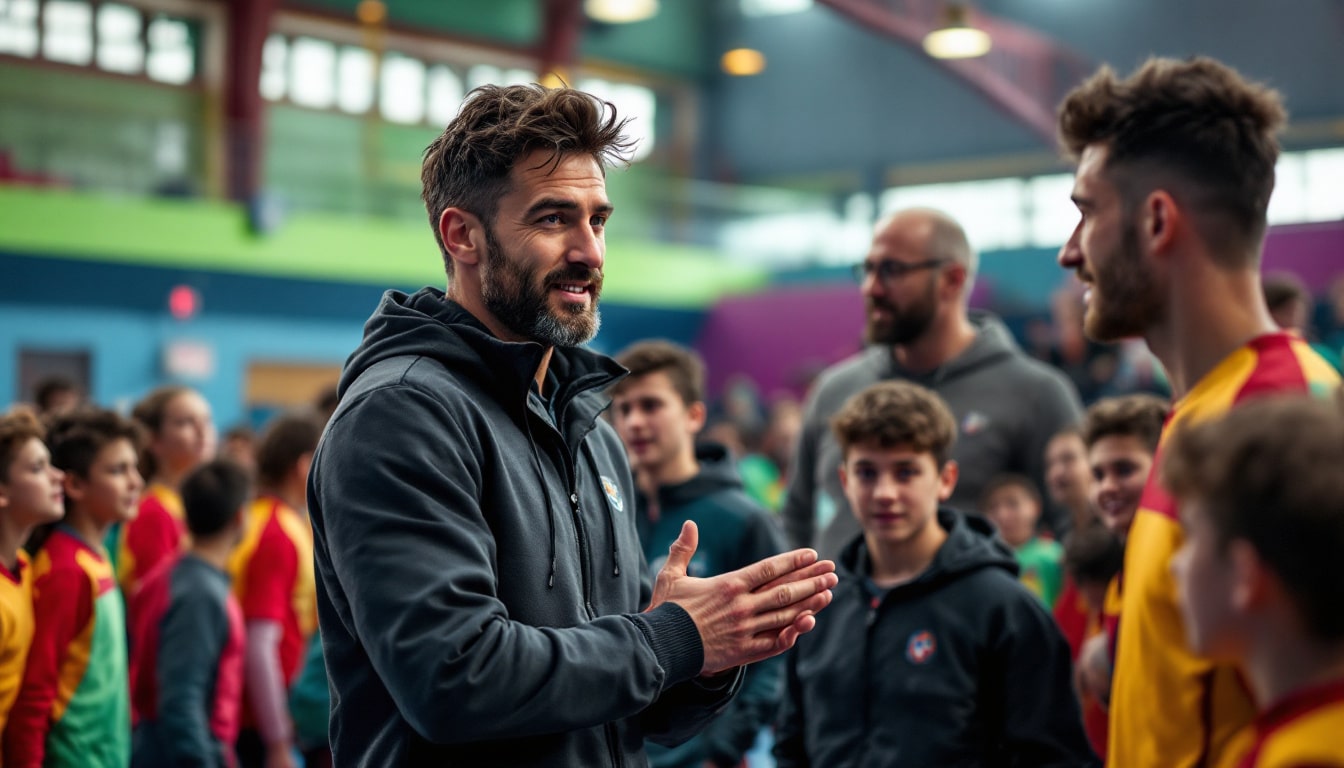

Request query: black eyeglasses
[{"left": 851, "top": 258, "right": 949, "bottom": 283}]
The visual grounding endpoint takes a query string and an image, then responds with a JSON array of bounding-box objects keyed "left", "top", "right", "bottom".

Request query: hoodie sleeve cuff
[{"left": 628, "top": 602, "right": 704, "bottom": 687}]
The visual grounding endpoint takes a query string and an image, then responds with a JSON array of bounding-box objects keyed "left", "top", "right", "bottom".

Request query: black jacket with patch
[{"left": 774, "top": 509, "right": 1097, "bottom": 768}]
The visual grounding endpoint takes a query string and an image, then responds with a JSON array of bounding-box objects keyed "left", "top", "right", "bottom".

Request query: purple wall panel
[
  {"left": 1262, "top": 221, "right": 1344, "bottom": 287},
  {"left": 696, "top": 283, "right": 866, "bottom": 401}
]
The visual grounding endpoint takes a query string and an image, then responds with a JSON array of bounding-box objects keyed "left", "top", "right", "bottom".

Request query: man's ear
[
  {"left": 1142, "top": 189, "right": 1181, "bottom": 257},
  {"left": 439, "top": 208, "right": 486, "bottom": 268},
  {"left": 940, "top": 262, "right": 969, "bottom": 301}
]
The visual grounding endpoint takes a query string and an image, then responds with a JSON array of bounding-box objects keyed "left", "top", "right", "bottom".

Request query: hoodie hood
[
  {"left": 341, "top": 287, "right": 626, "bottom": 411},
  {"left": 838, "top": 507, "right": 1018, "bottom": 594},
  {"left": 654, "top": 443, "right": 744, "bottom": 509}
]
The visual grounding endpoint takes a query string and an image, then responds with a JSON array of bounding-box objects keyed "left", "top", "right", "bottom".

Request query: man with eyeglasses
[{"left": 782, "top": 207, "right": 1084, "bottom": 559}]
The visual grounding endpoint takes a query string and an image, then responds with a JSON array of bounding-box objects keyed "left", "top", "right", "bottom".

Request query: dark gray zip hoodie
[
  {"left": 308, "top": 287, "right": 740, "bottom": 767},
  {"left": 782, "top": 311, "right": 1083, "bottom": 558}
]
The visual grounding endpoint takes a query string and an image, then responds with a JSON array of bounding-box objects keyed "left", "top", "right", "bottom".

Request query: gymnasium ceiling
[{"left": 283, "top": 0, "right": 1344, "bottom": 188}]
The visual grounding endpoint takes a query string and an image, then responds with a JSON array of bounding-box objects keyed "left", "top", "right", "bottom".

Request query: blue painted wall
[{"left": 0, "top": 253, "right": 706, "bottom": 427}]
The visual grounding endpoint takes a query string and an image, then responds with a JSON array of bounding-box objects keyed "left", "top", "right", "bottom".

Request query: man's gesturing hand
[{"left": 646, "top": 520, "right": 837, "bottom": 676}]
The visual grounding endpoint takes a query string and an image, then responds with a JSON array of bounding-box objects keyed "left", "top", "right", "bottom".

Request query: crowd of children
[{"left": 0, "top": 385, "right": 327, "bottom": 768}]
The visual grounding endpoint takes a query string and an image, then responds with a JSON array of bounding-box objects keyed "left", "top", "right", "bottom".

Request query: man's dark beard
[
  {"left": 480, "top": 228, "right": 602, "bottom": 347},
  {"left": 865, "top": 280, "right": 937, "bottom": 346}
]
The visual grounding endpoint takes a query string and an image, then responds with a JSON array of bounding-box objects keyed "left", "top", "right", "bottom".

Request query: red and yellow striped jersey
[
  {"left": 228, "top": 495, "right": 317, "bottom": 723},
  {"left": 1108, "top": 332, "right": 1340, "bottom": 768},
  {"left": 0, "top": 551, "right": 34, "bottom": 737},
  {"left": 1237, "top": 679, "right": 1344, "bottom": 768},
  {"left": 5, "top": 528, "right": 130, "bottom": 767},
  {"left": 118, "top": 484, "right": 189, "bottom": 596}
]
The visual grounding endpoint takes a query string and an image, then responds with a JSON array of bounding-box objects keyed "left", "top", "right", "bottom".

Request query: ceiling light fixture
[
  {"left": 584, "top": 0, "right": 659, "bottom": 24},
  {"left": 922, "top": 3, "right": 991, "bottom": 60},
  {"left": 721, "top": 47, "right": 767, "bottom": 76}
]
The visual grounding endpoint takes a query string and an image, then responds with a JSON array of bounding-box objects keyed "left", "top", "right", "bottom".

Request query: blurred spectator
[
  {"left": 1262, "top": 272, "right": 1343, "bottom": 373},
  {"left": 32, "top": 378, "right": 81, "bottom": 420},
  {"left": 1326, "top": 274, "right": 1344, "bottom": 353},
  {"left": 981, "top": 473, "right": 1063, "bottom": 608},
  {"left": 610, "top": 341, "right": 785, "bottom": 768},
  {"left": 129, "top": 460, "right": 250, "bottom": 768},
  {"left": 313, "top": 385, "right": 340, "bottom": 426},
  {"left": 0, "top": 410, "right": 65, "bottom": 743},
  {"left": 9, "top": 408, "right": 143, "bottom": 767},
  {"left": 116, "top": 386, "right": 215, "bottom": 596},
  {"left": 1043, "top": 427, "right": 1095, "bottom": 534},
  {"left": 1061, "top": 520, "right": 1125, "bottom": 758},
  {"left": 229, "top": 412, "right": 322, "bottom": 768},
  {"left": 220, "top": 425, "right": 258, "bottom": 477},
  {"left": 736, "top": 396, "right": 802, "bottom": 513}
]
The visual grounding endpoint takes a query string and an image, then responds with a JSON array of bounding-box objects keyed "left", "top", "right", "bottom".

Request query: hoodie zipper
[
  {"left": 858, "top": 593, "right": 882, "bottom": 764},
  {"left": 536, "top": 384, "right": 624, "bottom": 768},
  {"left": 560, "top": 430, "right": 623, "bottom": 768}
]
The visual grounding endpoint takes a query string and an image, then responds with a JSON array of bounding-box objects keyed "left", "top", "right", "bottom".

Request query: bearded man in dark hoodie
[
  {"left": 611, "top": 340, "right": 786, "bottom": 768},
  {"left": 782, "top": 208, "right": 1084, "bottom": 558},
  {"left": 307, "top": 84, "right": 838, "bottom": 767}
]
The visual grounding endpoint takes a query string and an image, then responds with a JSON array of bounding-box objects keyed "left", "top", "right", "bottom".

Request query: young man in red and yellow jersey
[
  {"left": 228, "top": 412, "right": 321, "bottom": 768},
  {"left": 0, "top": 410, "right": 66, "bottom": 739},
  {"left": 1057, "top": 56, "right": 1342, "bottom": 767},
  {"left": 1166, "top": 395, "right": 1344, "bottom": 768}
]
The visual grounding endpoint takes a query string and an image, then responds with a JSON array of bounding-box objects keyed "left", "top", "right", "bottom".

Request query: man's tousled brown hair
[
  {"left": 1057, "top": 56, "right": 1286, "bottom": 261},
  {"left": 1162, "top": 391, "right": 1344, "bottom": 643},
  {"left": 831, "top": 381, "right": 956, "bottom": 467},
  {"left": 421, "top": 84, "right": 635, "bottom": 276}
]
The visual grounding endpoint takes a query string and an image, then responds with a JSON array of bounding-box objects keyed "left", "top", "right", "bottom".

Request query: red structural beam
[
  {"left": 537, "top": 0, "right": 586, "bottom": 80},
  {"left": 224, "top": 0, "right": 281, "bottom": 203},
  {"left": 816, "top": 0, "right": 1093, "bottom": 145}
]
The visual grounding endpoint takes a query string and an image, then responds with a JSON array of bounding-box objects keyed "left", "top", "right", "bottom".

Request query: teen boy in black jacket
[{"left": 774, "top": 381, "right": 1096, "bottom": 767}]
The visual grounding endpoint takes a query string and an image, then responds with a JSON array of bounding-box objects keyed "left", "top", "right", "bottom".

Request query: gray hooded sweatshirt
[{"left": 782, "top": 311, "right": 1083, "bottom": 559}]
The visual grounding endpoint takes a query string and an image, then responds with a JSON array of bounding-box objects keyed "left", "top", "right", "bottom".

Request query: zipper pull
[{"left": 866, "top": 595, "right": 880, "bottom": 628}]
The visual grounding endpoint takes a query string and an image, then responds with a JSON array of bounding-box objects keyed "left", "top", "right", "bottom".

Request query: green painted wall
[{"left": 0, "top": 186, "right": 765, "bottom": 307}]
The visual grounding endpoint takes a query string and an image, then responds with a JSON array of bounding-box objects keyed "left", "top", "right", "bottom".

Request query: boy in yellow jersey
[
  {"left": 1056, "top": 55, "right": 1342, "bottom": 767},
  {"left": 1166, "top": 394, "right": 1344, "bottom": 768},
  {"left": 0, "top": 411, "right": 65, "bottom": 738}
]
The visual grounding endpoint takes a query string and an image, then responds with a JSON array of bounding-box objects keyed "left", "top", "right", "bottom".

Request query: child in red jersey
[
  {"left": 1167, "top": 393, "right": 1344, "bottom": 768},
  {"left": 8, "top": 408, "right": 143, "bottom": 768},
  {"left": 229, "top": 412, "right": 322, "bottom": 768},
  {"left": 0, "top": 410, "right": 65, "bottom": 740},
  {"left": 130, "top": 460, "right": 249, "bottom": 768},
  {"left": 117, "top": 386, "right": 215, "bottom": 596}
]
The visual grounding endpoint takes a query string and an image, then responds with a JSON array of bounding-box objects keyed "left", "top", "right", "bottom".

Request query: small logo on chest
[
  {"left": 906, "top": 630, "right": 937, "bottom": 664},
  {"left": 600, "top": 476, "right": 624, "bottom": 512}
]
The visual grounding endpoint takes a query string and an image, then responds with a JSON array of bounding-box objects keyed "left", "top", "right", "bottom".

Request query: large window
[
  {"left": 720, "top": 148, "right": 1344, "bottom": 266},
  {"left": 1, "top": 0, "right": 199, "bottom": 84},
  {"left": 258, "top": 31, "right": 660, "bottom": 161}
]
